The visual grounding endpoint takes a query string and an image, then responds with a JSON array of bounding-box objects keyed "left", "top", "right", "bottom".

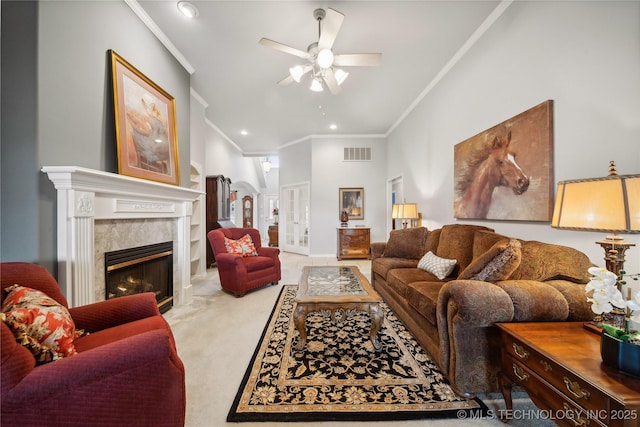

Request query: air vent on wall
[{"left": 344, "top": 147, "right": 371, "bottom": 161}]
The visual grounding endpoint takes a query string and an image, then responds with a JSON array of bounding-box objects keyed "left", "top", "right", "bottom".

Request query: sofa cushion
[
  {"left": 372, "top": 257, "right": 419, "bottom": 280},
  {"left": 435, "top": 224, "right": 494, "bottom": 274},
  {"left": 418, "top": 252, "right": 457, "bottom": 280},
  {"left": 424, "top": 228, "right": 442, "bottom": 254},
  {"left": 545, "top": 280, "right": 594, "bottom": 321},
  {"left": 386, "top": 268, "right": 440, "bottom": 299},
  {"left": 224, "top": 234, "right": 258, "bottom": 256},
  {"left": 382, "top": 227, "right": 429, "bottom": 259},
  {"left": 406, "top": 282, "right": 445, "bottom": 326},
  {"left": 495, "top": 280, "right": 569, "bottom": 321},
  {"left": 1, "top": 285, "right": 80, "bottom": 364},
  {"left": 459, "top": 239, "right": 522, "bottom": 282},
  {"left": 472, "top": 230, "right": 509, "bottom": 259},
  {"left": 509, "top": 241, "right": 592, "bottom": 283}
]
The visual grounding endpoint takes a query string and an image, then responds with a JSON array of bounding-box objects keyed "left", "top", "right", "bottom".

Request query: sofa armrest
[
  {"left": 370, "top": 242, "right": 386, "bottom": 260},
  {"left": 436, "top": 280, "right": 514, "bottom": 392},
  {"left": 257, "top": 246, "right": 280, "bottom": 259},
  {"left": 69, "top": 292, "right": 160, "bottom": 333}
]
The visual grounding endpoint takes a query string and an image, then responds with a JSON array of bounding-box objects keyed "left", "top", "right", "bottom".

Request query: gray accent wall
[{"left": 1, "top": 1, "right": 191, "bottom": 274}]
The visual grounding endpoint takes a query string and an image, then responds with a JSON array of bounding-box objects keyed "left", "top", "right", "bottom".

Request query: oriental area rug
[{"left": 227, "top": 285, "right": 488, "bottom": 422}]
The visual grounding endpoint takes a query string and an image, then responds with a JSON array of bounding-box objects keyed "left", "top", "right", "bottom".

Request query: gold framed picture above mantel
[{"left": 109, "top": 50, "right": 180, "bottom": 186}]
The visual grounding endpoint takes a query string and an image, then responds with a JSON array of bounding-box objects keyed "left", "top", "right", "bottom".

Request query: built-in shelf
[{"left": 189, "top": 162, "right": 206, "bottom": 279}]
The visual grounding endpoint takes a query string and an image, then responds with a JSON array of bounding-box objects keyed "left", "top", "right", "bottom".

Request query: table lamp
[
  {"left": 392, "top": 203, "right": 419, "bottom": 229},
  {"left": 551, "top": 161, "right": 639, "bottom": 279}
]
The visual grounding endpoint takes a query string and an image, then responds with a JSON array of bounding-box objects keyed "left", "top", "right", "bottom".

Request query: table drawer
[
  {"left": 504, "top": 354, "right": 607, "bottom": 427},
  {"left": 503, "top": 333, "right": 609, "bottom": 414}
]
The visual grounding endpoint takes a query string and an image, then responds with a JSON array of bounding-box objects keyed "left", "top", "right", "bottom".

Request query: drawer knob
[
  {"left": 540, "top": 360, "right": 552, "bottom": 372},
  {"left": 512, "top": 364, "right": 529, "bottom": 382},
  {"left": 563, "top": 377, "right": 590, "bottom": 400},
  {"left": 513, "top": 343, "right": 529, "bottom": 359},
  {"left": 562, "top": 402, "right": 589, "bottom": 426}
]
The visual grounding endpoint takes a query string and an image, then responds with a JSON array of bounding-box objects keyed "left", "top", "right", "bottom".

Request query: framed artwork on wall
[
  {"left": 453, "top": 100, "right": 554, "bottom": 221},
  {"left": 339, "top": 187, "right": 364, "bottom": 220},
  {"left": 109, "top": 50, "right": 180, "bottom": 186}
]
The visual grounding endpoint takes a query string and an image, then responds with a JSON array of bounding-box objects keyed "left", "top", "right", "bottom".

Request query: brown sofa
[{"left": 371, "top": 224, "right": 594, "bottom": 395}]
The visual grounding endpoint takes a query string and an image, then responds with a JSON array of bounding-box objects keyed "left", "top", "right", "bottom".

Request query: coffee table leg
[
  {"left": 293, "top": 304, "right": 308, "bottom": 350},
  {"left": 369, "top": 303, "right": 384, "bottom": 351}
]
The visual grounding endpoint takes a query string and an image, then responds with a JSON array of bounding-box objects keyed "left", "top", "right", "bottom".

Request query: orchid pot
[{"left": 586, "top": 267, "right": 640, "bottom": 374}]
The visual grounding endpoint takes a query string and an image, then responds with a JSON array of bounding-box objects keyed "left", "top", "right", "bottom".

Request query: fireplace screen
[{"left": 105, "top": 241, "right": 173, "bottom": 313}]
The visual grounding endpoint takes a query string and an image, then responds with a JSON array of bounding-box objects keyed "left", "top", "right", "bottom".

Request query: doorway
[{"left": 281, "top": 182, "right": 310, "bottom": 255}]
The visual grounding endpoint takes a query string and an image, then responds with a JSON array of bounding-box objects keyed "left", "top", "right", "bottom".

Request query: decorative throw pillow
[
  {"left": 1, "top": 285, "right": 80, "bottom": 364},
  {"left": 417, "top": 251, "right": 457, "bottom": 280},
  {"left": 224, "top": 234, "right": 258, "bottom": 256},
  {"left": 459, "top": 238, "right": 522, "bottom": 282}
]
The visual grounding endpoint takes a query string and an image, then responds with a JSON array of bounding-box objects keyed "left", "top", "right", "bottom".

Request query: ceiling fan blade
[
  {"left": 318, "top": 8, "right": 344, "bottom": 50},
  {"left": 333, "top": 53, "right": 382, "bottom": 67},
  {"left": 259, "top": 38, "right": 309, "bottom": 59},
  {"left": 277, "top": 75, "right": 295, "bottom": 86},
  {"left": 323, "top": 69, "right": 342, "bottom": 95}
]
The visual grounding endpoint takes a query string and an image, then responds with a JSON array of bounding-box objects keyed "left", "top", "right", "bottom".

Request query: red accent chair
[
  {"left": 0, "top": 262, "right": 186, "bottom": 427},
  {"left": 207, "top": 228, "right": 281, "bottom": 297}
]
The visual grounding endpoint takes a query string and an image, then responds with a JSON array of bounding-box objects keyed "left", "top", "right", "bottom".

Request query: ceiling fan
[{"left": 259, "top": 8, "right": 381, "bottom": 95}]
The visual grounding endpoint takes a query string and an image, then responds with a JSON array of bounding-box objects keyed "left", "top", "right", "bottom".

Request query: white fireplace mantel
[{"left": 42, "top": 166, "right": 203, "bottom": 308}]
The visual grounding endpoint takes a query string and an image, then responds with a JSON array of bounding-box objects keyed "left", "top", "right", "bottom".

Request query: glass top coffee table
[{"left": 293, "top": 266, "right": 384, "bottom": 351}]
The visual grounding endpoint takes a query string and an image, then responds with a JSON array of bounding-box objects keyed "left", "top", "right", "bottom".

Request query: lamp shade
[
  {"left": 392, "top": 203, "right": 419, "bottom": 220},
  {"left": 551, "top": 174, "right": 640, "bottom": 233}
]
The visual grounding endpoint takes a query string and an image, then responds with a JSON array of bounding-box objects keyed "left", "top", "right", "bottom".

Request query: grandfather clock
[{"left": 242, "top": 196, "right": 253, "bottom": 228}]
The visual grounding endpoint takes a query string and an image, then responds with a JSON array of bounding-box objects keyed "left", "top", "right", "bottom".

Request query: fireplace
[{"left": 105, "top": 241, "right": 173, "bottom": 313}]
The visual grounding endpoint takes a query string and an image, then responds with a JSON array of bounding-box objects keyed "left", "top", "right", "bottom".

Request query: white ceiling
[{"left": 136, "top": 0, "right": 502, "bottom": 155}]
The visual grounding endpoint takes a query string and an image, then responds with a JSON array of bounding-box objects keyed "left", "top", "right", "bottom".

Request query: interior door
[{"left": 281, "top": 183, "right": 309, "bottom": 255}]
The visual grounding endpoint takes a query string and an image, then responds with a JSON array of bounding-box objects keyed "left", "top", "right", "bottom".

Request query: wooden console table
[
  {"left": 336, "top": 227, "right": 370, "bottom": 260},
  {"left": 497, "top": 322, "right": 640, "bottom": 427}
]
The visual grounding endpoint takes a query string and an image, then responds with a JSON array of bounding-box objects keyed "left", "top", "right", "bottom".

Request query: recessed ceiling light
[
  {"left": 177, "top": 1, "right": 199, "bottom": 18},
  {"left": 329, "top": 124, "right": 337, "bottom": 130},
  {"left": 240, "top": 130, "right": 248, "bottom": 136}
]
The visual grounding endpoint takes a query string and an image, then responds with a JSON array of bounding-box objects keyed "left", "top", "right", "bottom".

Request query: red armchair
[
  {"left": 207, "top": 228, "right": 281, "bottom": 297},
  {"left": 0, "top": 262, "right": 186, "bottom": 427}
]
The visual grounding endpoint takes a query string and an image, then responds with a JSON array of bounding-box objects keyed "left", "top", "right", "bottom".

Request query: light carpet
[{"left": 227, "top": 285, "right": 488, "bottom": 422}]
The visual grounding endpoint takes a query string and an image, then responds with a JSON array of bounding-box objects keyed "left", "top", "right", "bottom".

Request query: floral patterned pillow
[
  {"left": 224, "top": 234, "right": 258, "bottom": 257},
  {"left": 1, "top": 284, "right": 82, "bottom": 364}
]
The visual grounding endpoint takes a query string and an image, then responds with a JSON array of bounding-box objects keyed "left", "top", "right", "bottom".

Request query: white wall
[
  {"left": 310, "top": 136, "right": 387, "bottom": 255},
  {"left": 387, "top": 0, "right": 640, "bottom": 273},
  {"left": 203, "top": 123, "right": 261, "bottom": 192},
  {"left": 279, "top": 136, "right": 386, "bottom": 256}
]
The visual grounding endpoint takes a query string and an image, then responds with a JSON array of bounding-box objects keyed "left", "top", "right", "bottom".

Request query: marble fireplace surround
[{"left": 42, "top": 166, "right": 202, "bottom": 308}]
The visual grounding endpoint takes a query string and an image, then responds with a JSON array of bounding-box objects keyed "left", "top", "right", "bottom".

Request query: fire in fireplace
[{"left": 105, "top": 241, "right": 173, "bottom": 313}]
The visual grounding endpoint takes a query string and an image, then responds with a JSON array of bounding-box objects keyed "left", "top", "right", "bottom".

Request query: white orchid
[{"left": 586, "top": 266, "right": 640, "bottom": 339}]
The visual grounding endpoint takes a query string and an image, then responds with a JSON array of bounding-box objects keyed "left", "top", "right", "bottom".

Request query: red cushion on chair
[
  {"left": 243, "top": 256, "right": 276, "bottom": 272},
  {"left": 1, "top": 285, "right": 81, "bottom": 364},
  {"left": 224, "top": 234, "right": 258, "bottom": 256}
]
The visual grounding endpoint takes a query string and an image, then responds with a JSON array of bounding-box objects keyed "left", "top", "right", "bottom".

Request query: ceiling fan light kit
[{"left": 259, "top": 8, "right": 381, "bottom": 95}]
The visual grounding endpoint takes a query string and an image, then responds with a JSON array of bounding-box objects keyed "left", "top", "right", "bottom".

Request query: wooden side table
[
  {"left": 336, "top": 227, "right": 370, "bottom": 260},
  {"left": 497, "top": 322, "right": 640, "bottom": 427}
]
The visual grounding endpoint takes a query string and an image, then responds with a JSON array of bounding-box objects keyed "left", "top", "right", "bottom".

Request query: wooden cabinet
[
  {"left": 337, "top": 228, "right": 370, "bottom": 260},
  {"left": 242, "top": 195, "right": 253, "bottom": 228},
  {"left": 206, "top": 175, "right": 231, "bottom": 267},
  {"left": 268, "top": 225, "right": 278, "bottom": 247},
  {"left": 497, "top": 322, "right": 640, "bottom": 427}
]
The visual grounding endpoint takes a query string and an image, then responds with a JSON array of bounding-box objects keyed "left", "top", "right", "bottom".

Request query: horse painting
[{"left": 454, "top": 129, "right": 529, "bottom": 219}]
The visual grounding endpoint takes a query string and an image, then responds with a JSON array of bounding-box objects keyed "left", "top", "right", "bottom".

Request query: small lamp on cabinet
[{"left": 392, "top": 203, "right": 419, "bottom": 229}]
